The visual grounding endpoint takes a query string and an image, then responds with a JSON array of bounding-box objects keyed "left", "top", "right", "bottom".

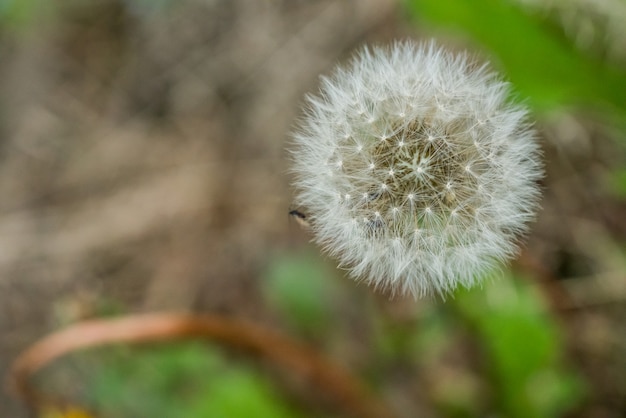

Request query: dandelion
[{"left": 290, "top": 41, "right": 542, "bottom": 297}]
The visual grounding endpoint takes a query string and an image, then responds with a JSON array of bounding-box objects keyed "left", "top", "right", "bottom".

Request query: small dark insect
[{"left": 289, "top": 209, "right": 310, "bottom": 229}]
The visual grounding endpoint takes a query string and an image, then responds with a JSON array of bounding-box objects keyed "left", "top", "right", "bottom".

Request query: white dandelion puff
[{"left": 289, "top": 40, "right": 542, "bottom": 297}]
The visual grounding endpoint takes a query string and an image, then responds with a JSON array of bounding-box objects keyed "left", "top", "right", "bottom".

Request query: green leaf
[
  {"left": 0, "top": 0, "right": 54, "bottom": 29},
  {"left": 404, "top": 0, "right": 626, "bottom": 114},
  {"left": 85, "top": 343, "right": 304, "bottom": 418},
  {"left": 451, "top": 273, "right": 585, "bottom": 418},
  {"left": 609, "top": 167, "right": 626, "bottom": 198},
  {"left": 188, "top": 370, "right": 301, "bottom": 418},
  {"left": 262, "top": 252, "right": 342, "bottom": 336}
]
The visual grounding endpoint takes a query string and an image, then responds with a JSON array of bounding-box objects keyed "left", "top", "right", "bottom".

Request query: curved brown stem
[{"left": 8, "top": 313, "right": 394, "bottom": 418}]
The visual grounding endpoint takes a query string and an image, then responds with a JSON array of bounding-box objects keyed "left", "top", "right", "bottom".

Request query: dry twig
[{"left": 8, "top": 313, "right": 394, "bottom": 418}]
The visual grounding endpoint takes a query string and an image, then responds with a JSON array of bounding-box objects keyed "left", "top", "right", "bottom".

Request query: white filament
[{"left": 290, "top": 41, "right": 542, "bottom": 297}]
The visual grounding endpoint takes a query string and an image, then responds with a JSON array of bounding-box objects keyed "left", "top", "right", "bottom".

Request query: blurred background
[{"left": 0, "top": 0, "right": 625, "bottom": 417}]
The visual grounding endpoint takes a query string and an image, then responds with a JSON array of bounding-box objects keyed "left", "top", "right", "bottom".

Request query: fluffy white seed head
[{"left": 290, "top": 41, "right": 542, "bottom": 297}]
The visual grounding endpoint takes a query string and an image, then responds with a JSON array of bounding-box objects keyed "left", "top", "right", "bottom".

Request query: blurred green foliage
[
  {"left": 451, "top": 275, "right": 584, "bottom": 418},
  {"left": 405, "top": 0, "right": 626, "bottom": 118},
  {"left": 263, "top": 252, "right": 344, "bottom": 337},
  {"left": 36, "top": 253, "right": 586, "bottom": 418},
  {"left": 80, "top": 343, "right": 304, "bottom": 418},
  {"left": 610, "top": 167, "right": 626, "bottom": 197},
  {"left": 0, "top": 0, "right": 170, "bottom": 30},
  {"left": 0, "top": 0, "right": 36, "bottom": 24},
  {"left": 0, "top": 0, "right": 55, "bottom": 28},
  {"left": 262, "top": 255, "right": 584, "bottom": 417}
]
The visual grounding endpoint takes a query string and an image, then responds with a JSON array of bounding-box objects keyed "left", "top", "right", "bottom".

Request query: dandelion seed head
[{"left": 290, "top": 40, "right": 542, "bottom": 297}]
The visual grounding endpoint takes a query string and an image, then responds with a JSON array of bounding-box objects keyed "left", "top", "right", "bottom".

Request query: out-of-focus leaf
[
  {"left": 263, "top": 252, "right": 342, "bottom": 336},
  {"left": 405, "top": 0, "right": 626, "bottom": 115},
  {"left": 610, "top": 168, "right": 626, "bottom": 198},
  {"left": 86, "top": 342, "right": 304, "bottom": 418},
  {"left": 0, "top": 0, "right": 54, "bottom": 28},
  {"left": 187, "top": 369, "right": 302, "bottom": 418},
  {"left": 451, "top": 273, "right": 585, "bottom": 418}
]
